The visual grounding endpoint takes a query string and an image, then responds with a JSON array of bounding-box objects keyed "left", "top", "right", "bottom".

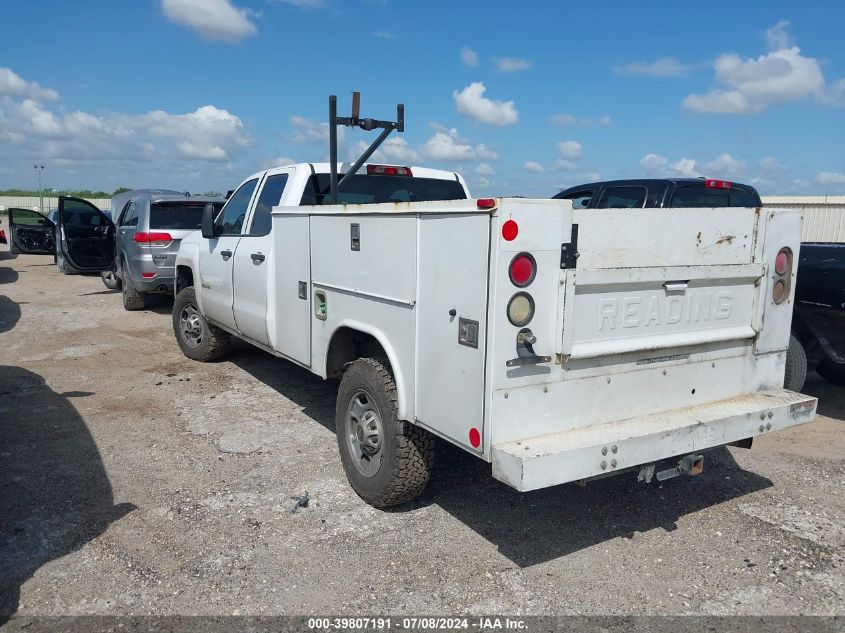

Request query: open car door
[
  {"left": 56, "top": 196, "right": 114, "bottom": 272},
  {"left": 7, "top": 208, "right": 56, "bottom": 255}
]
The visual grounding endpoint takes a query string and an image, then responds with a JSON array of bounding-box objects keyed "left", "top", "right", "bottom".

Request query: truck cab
[
  {"left": 172, "top": 162, "right": 469, "bottom": 352},
  {"left": 554, "top": 178, "right": 762, "bottom": 209}
]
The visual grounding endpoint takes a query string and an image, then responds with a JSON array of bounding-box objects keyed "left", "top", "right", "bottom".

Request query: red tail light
[
  {"left": 134, "top": 231, "right": 172, "bottom": 246},
  {"left": 772, "top": 247, "right": 792, "bottom": 304},
  {"left": 366, "top": 164, "right": 412, "bottom": 176},
  {"left": 0, "top": 229, "right": 6, "bottom": 244},
  {"left": 509, "top": 252, "right": 536, "bottom": 287},
  {"left": 141, "top": 272, "right": 156, "bottom": 279},
  {"left": 477, "top": 198, "right": 497, "bottom": 210},
  {"left": 705, "top": 179, "right": 731, "bottom": 189}
]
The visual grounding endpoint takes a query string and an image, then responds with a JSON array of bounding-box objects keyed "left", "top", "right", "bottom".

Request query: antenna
[{"left": 328, "top": 92, "right": 405, "bottom": 204}]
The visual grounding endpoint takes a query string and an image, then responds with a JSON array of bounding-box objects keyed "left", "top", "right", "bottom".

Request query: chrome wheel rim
[
  {"left": 179, "top": 303, "right": 203, "bottom": 348},
  {"left": 345, "top": 389, "right": 384, "bottom": 477}
]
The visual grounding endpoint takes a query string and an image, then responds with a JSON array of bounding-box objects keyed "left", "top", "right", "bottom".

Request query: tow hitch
[{"left": 638, "top": 454, "right": 704, "bottom": 484}]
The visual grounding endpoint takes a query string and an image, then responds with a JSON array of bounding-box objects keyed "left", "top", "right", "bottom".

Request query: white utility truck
[{"left": 171, "top": 161, "right": 817, "bottom": 507}]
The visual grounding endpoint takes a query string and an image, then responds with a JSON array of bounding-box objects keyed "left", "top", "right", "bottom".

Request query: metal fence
[
  {"left": 0, "top": 196, "right": 112, "bottom": 214},
  {"left": 762, "top": 196, "right": 845, "bottom": 243}
]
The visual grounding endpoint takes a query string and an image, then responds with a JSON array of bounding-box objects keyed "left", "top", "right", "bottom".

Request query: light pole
[{"left": 33, "top": 164, "right": 44, "bottom": 214}]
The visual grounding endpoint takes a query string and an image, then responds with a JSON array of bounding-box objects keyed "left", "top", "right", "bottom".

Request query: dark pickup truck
[{"left": 553, "top": 177, "right": 762, "bottom": 209}]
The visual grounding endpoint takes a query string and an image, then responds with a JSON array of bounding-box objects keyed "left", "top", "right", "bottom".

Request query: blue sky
[{"left": 1, "top": 0, "right": 844, "bottom": 197}]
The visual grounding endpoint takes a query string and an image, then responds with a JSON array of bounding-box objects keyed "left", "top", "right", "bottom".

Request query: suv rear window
[
  {"left": 300, "top": 174, "right": 466, "bottom": 206},
  {"left": 150, "top": 202, "right": 221, "bottom": 229},
  {"left": 669, "top": 186, "right": 761, "bottom": 208}
]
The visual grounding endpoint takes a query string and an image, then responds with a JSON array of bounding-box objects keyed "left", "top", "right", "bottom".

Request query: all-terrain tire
[
  {"left": 100, "top": 270, "right": 122, "bottom": 291},
  {"left": 172, "top": 286, "right": 231, "bottom": 362},
  {"left": 122, "top": 276, "right": 147, "bottom": 311},
  {"left": 784, "top": 333, "right": 807, "bottom": 392},
  {"left": 335, "top": 358, "right": 435, "bottom": 508}
]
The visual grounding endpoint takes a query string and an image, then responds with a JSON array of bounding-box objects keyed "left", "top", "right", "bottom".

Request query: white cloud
[
  {"left": 0, "top": 67, "right": 58, "bottom": 101},
  {"left": 816, "top": 171, "right": 845, "bottom": 185},
  {"left": 494, "top": 57, "right": 532, "bottom": 73},
  {"left": 290, "top": 115, "right": 333, "bottom": 144},
  {"left": 161, "top": 0, "right": 257, "bottom": 42},
  {"left": 460, "top": 47, "right": 479, "bottom": 67},
  {"left": 372, "top": 30, "right": 395, "bottom": 40},
  {"left": 551, "top": 114, "right": 612, "bottom": 127},
  {"left": 476, "top": 144, "right": 499, "bottom": 160},
  {"left": 704, "top": 153, "right": 746, "bottom": 177},
  {"left": 356, "top": 136, "right": 420, "bottom": 164},
  {"left": 262, "top": 156, "right": 297, "bottom": 168},
  {"left": 474, "top": 163, "right": 494, "bottom": 175},
  {"left": 821, "top": 78, "right": 845, "bottom": 107},
  {"left": 523, "top": 161, "right": 545, "bottom": 173},
  {"left": 614, "top": 57, "right": 691, "bottom": 77},
  {"left": 639, "top": 153, "right": 701, "bottom": 178},
  {"left": 453, "top": 82, "right": 518, "bottom": 126},
  {"left": 684, "top": 23, "right": 824, "bottom": 114},
  {"left": 272, "top": 0, "right": 326, "bottom": 8},
  {"left": 419, "top": 128, "right": 496, "bottom": 163},
  {"left": 557, "top": 141, "right": 582, "bottom": 160},
  {"left": 760, "top": 156, "right": 787, "bottom": 173},
  {"left": 766, "top": 20, "right": 793, "bottom": 51}
]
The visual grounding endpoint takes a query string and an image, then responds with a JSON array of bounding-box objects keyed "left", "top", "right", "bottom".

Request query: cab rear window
[
  {"left": 300, "top": 174, "right": 466, "bottom": 206},
  {"left": 669, "top": 187, "right": 761, "bottom": 208},
  {"left": 150, "top": 202, "right": 221, "bottom": 229}
]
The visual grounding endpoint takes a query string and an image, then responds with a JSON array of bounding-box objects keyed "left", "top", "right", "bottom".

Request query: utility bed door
[
  {"left": 415, "top": 214, "right": 490, "bottom": 451},
  {"left": 272, "top": 214, "right": 311, "bottom": 365}
]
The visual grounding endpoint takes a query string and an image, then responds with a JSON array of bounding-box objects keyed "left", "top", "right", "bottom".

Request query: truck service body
[{"left": 162, "top": 161, "right": 818, "bottom": 505}]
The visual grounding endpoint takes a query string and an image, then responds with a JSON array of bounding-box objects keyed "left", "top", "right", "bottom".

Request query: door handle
[
  {"left": 251, "top": 252, "right": 265, "bottom": 263},
  {"left": 220, "top": 249, "right": 232, "bottom": 260},
  {"left": 664, "top": 281, "right": 689, "bottom": 294}
]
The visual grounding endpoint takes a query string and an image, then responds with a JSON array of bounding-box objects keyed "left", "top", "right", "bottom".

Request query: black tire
[
  {"left": 784, "top": 333, "right": 807, "bottom": 392},
  {"left": 100, "top": 270, "right": 121, "bottom": 290},
  {"left": 172, "top": 286, "right": 231, "bottom": 362},
  {"left": 122, "top": 276, "right": 147, "bottom": 311},
  {"left": 335, "top": 358, "right": 435, "bottom": 507},
  {"left": 816, "top": 358, "right": 845, "bottom": 386}
]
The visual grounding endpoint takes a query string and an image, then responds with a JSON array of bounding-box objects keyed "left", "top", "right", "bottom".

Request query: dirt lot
[{"left": 0, "top": 248, "right": 843, "bottom": 619}]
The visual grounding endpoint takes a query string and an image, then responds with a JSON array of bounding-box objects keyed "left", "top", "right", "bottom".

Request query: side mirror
[{"left": 201, "top": 203, "right": 216, "bottom": 239}]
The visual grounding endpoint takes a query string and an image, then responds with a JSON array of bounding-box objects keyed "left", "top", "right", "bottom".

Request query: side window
[
  {"left": 216, "top": 178, "right": 258, "bottom": 235},
  {"left": 116, "top": 201, "right": 131, "bottom": 227},
  {"left": 562, "top": 189, "right": 593, "bottom": 209},
  {"left": 121, "top": 202, "right": 139, "bottom": 227},
  {"left": 596, "top": 186, "right": 647, "bottom": 209},
  {"left": 61, "top": 199, "right": 106, "bottom": 227},
  {"left": 249, "top": 174, "right": 289, "bottom": 237}
]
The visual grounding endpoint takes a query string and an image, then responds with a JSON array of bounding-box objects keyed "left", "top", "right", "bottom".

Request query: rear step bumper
[{"left": 491, "top": 389, "right": 817, "bottom": 492}]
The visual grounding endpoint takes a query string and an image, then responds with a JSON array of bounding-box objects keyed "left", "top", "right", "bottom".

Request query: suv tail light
[
  {"left": 772, "top": 247, "right": 792, "bottom": 304},
  {"left": 366, "top": 164, "right": 412, "bottom": 176},
  {"left": 134, "top": 231, "right": 173, "bottom": 246},
  {"left": 509, "top": 253, "right": 536, "bottom": 287}
]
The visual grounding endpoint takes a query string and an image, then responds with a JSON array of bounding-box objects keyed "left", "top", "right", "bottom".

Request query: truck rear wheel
[
  {"left": 784, "top": 333, "right": 807, "bottom": 391},
  {"left": 336, "top": 358, "right": 435, "bottom": 507},
  {"left": 172, "top": 286, "right": 231, "bottom": 362}
]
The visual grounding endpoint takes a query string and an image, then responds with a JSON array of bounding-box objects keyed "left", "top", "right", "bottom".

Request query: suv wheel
[
  {"left": 122, "top": 276, "right": 147, "bottom": 311},
  {"left": 172, "top": 287, "right": 231, "bottom": 361},
  {"left": 101, "top": 270, "right": 122, "bottom": 291},
  {"left": 335, "top": 358, "right": 435, "bottom": 507}
]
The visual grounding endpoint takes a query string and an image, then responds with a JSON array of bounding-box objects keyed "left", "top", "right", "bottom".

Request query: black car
[{"left": 554, "top": 178, "right": 762, "bottom": 209}]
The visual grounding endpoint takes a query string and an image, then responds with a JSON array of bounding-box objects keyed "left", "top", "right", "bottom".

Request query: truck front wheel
[
  {"left": 172, "top": 286, "right": 231, "bottom": 362},
  {"left": 336, "top": 358, "right": 435, "bottom": 507}
]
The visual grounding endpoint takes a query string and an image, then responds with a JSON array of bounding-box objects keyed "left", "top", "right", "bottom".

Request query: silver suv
[{"left": 108, "top": 192, "right": 225, "bottom": 310}]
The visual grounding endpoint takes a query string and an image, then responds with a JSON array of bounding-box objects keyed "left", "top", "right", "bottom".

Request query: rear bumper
[
  {"left": 491, "top": 388, "right": 817, "bottom": 492},
  {"left": 132, "top": 275, "right": 174, "bottom": 293}
]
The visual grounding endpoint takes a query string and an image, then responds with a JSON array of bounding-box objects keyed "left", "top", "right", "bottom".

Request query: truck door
[
  {"left": 7, "top": 208, "right": 56, "bottom": 255},
  {"left": 232, "top": 171, "right": 290, "bottom": 346},
  {"left": 55, "top": 196, "right": 114, "bottom": 271},
  {"left": 198, "top": 177, "right": 258, "bottom": 330}
]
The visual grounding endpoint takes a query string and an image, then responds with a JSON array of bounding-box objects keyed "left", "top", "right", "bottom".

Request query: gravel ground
[{"left": 0, "top": 248, "right": 843, "bottom": 620}]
